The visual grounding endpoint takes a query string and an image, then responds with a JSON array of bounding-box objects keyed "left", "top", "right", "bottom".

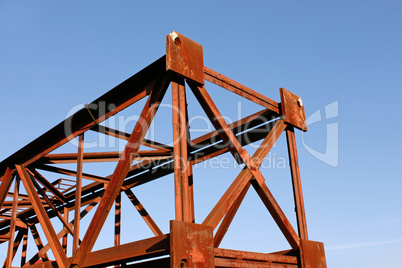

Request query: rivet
[{"left": 297, "top": 98, "right": 303, "bottom": 107}]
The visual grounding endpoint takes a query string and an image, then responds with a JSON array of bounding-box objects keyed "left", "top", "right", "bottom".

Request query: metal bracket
[
  {"left": 300, "top": 239, "right": 327, "bottom": 268},
  {"left": 166, "top": 31, "right": 204, "bottom": 85},
  {"left": 280, "top": 87, "right": 308, "bottom": 132},
  {"left": 170, "top": 220, "right": 214, "bottom": 267}
]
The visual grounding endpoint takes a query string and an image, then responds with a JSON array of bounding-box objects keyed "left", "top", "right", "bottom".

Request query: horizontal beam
[
  {"left": 25, "top": 235, "right": 170, "bottom": 268},
  {"left": 0, "top": 56, "right": 166, "bottom": 173},
  {"left": 81, "top": 234, "right": 169, "bottom": 267},
  {"left": 66, "top": 108, "right": 275, "bottom": 199},
  {"left": 204, "top": 66, "right": 280, "bottom": 114},
  {"left": 91, "top": 125, "right": 173, "bottom": 152},
  {"left": 215, "top": 258, "right": 297, "bottom": 267},
  {"left": 214, "top": 248, "right": 298, "bottom": 264},
  {"left": 40, "top": 150, "right": 172, "bottom": 164},
  {"left": 35, "top": 165, "right": 109, "bottom": 183},
  {"left": 0, "top": 108, "right": 278, "bottom": 233}
]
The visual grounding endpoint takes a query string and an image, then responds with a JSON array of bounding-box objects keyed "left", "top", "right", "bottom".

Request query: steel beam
[
  {"left": 204, "top": 67, "right": 279, "bottom": 113},
  {"left": 172, "top": 78, "right": 193, "bottom": 222},
  {"left": 73, "top": 134, "right": 84, "bottom": 253},
  {"left": 5, "top": 178, "right": 19, "bottom": 268},
  {"left": 0, "top": 56, "right": 166, "bottom": 173},
  {"left": 0, "top": 32, "right": 325, "bottom": 268},
  {"left": 0, "top": 168, "right": 14, "bottom": 211},
  {"left": 124, "top": 189, "right": 163, "bottom": 236},
  {"left": 71, "top": 73, "right": 170, "bottom": 266},
  {"left": 16, "top": 165, "right": 68, "bottom": 268},
  {"left": 286, "top": 127, "right": 308, "bottom": 240}
]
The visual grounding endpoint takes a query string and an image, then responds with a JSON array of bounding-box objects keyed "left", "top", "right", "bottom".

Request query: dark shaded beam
[
  {"left": 61, "top": 108, "right": 275, "bottom": 202},
  {"left": 0, "top": 112, "right": 276, "bottom": 234},
  {"left": 28, "top": 223, "right": 50, "bottom": 262},
  {"left": 191, "top": 108, "right": 278, "bottom": 150},
  {"left": 0, "top": 56, "right": 166, "bottom": 174},
  {"left": 28, "top": 169, "right": 67, "bottom": 203},
  {"left": 124, "top": 189, "right": 163, "bottom": 236},
  {"left": 124, "top": 257, "right": 170, "bottom": 268}
]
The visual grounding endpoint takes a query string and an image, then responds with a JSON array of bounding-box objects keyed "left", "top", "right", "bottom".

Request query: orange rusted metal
[
  {"left": 280, "top": 87, "right": 308, "bottom": 132},
  {"left": 167, "top": 31, "right": 204, "bottom": 85},
  {"left": 0, "top": 31, "right": 326, "bottom": 268}
]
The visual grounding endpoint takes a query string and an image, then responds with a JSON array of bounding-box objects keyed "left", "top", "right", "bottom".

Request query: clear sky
[{"left": 1, "top": 1, "right": 401, "bottom": 267}]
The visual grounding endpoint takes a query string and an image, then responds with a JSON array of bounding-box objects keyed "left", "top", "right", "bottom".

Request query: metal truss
[{"left": 0, "top": 32, "right": 327, "bottom": 267}]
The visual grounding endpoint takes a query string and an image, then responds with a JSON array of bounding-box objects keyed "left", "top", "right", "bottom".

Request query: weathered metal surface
[
  {"left": 170, "top": 220, "right": 214, "bottom": 267},
  {"left": 300, "top": 240, "right": 327, "bottom": 268},
  {"left": 70, "top": 74, "right": 170, "bottom": 267},
  {"left": 172, "top": 78, "right": 194, "bottom": 223},
  {"left": 167, "top": 31, "right": 204, "bottom": 85},
  {"left": 214, "top": 248, "right": 298, "bottom": 265},
  {"left": 204, "top": 66, "right": 280, "bottom": 113},
  {"left": 0, "top": 32, "right": 326, "bottom": 268},
  {"left": 280, "top": 87, "right": 307, "bottom": 132},
  {"left": 286, "top": 127, "right": 308, "bottom": 240}
]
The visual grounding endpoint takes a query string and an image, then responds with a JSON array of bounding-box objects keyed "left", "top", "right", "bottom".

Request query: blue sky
[{"left": 1, "top": 1, "right": 401, "bottom": 267}]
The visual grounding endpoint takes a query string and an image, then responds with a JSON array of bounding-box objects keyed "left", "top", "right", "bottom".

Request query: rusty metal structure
[{"left": 0, "top": 32, "right": 326, "bottom": 267}]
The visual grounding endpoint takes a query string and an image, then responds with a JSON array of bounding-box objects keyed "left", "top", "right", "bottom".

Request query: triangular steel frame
[{"left": 0, "top": 31, "right": 326, "bottom": 268}]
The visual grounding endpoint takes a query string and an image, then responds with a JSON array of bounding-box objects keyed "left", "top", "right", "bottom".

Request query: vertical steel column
[
  {"left": 286, "top": 127, "right": 308, "bottom": 240},
  {"left": 114, "top": 192, "right": 121, "bottom": 268},
  {"left": 6, "top": 177, "right": 19, "bottom": 268},
  {"left": 28, "top": 223, "right": 50, "bottom": 262},
  {"left": 20, "top": 229, "right": 28, "bottom": 267},
  {"left": 172, "top": 78, "right": 194, "bottom": 222},
  {"left": 115, "top": 192, "right": 121, "bottom": 247},
  {"left": 170, "top": 220, "right": 214, "bottom": 267},
  {"left": 73, "top": 133, "right": 84, "bottom": 253},
  {"left": 0, "top": 168, "right": 14, "bottom": 210},
  {"left": 185, "top": 95, "right": 195, "bottom": 223},
  {"left": 62, "top": 207, "right": 69, "bottom": 254}
]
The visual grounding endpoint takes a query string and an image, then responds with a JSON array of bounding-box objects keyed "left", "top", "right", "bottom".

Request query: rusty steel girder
[{"left": 0, "top": 31, "right": 326, "bottom": 268}]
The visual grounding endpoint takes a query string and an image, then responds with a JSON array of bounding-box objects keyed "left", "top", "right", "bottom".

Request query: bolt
[
  {"left": 297, "top": 98, "right": 303, "bottom": 107},
  {"left": 170, "top": 31, "right": 181, "bottom": 46},
  {"left": 180, "top": 259, "right": 189, "bottom": 268},
  {"left": 170, "top": 32, "right": 179, "bottom": 41}
]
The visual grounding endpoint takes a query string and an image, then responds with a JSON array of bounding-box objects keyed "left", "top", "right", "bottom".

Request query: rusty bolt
[
  {"left": 180, "top": 259, "right": 189, "bottom": 268},
  {"left": 297, "top": 98, "right": 303, "bottom": 107},
  {"left": 169, "top": 31, "right": 181, "bottom": 46}
]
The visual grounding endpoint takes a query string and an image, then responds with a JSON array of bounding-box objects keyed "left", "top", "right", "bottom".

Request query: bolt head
[{"left": 297, "top": 98, "right": 303, "bottom": 107}]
